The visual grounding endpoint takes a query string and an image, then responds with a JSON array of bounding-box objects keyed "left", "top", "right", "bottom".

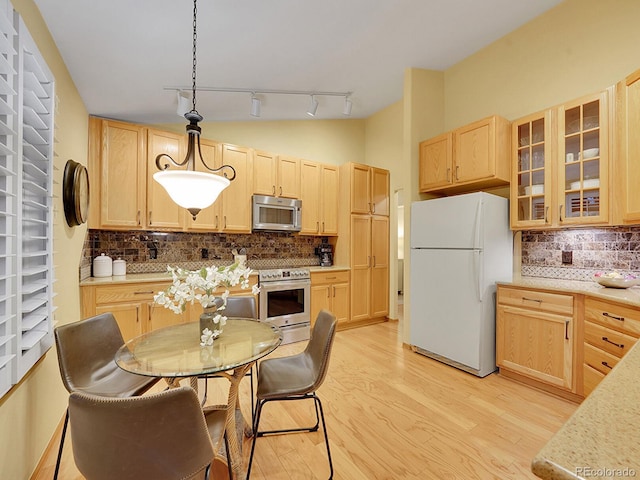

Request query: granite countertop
[
  {"left": 531, "top": 339, "right": 640, "bottom": 479},
  {"left": 499, "top": 275, "right": 640, "bottom": 308}
]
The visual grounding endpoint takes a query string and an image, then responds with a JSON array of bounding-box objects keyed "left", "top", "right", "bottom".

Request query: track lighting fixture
[
  {"left": 343, "top": 96, "right": 352, "bottom": 116},
  {"left": 306, "top": 95, "right": 319, "bottom": 117},
  {"left": 250, "top": 94, "right": 261, "bottom": 117},
  {"left": 154, "top": 0, "right": 236, "bottom": 220}
]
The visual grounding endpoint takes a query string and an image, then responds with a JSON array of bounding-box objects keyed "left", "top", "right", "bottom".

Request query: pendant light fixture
[{"left": 154, "top": 0, "right": 236, "bottom": 220}]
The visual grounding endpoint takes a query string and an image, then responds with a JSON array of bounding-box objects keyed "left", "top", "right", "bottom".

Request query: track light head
[
  {"left": 250, "top": 94, "right": 261, "bottom": 117},
  {"left": 343, "top": 96, "right": 352, "bottom": 116},
  {"left": 307, "top": 95, "right": 319, "bottom": 117}
]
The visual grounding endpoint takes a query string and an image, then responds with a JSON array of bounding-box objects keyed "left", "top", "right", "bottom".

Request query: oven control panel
[{"left": 259, "top": 268, "right": 310, "bottom": 282}]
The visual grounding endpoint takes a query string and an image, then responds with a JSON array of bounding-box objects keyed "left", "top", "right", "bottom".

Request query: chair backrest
[
  {"left": 218, "top": 295, "right": 257, "bottom": 319},
  {"left": 54, "top": 313, "right": 127, "bottom": 393},
  {"left": 69, "top": 386, "right": 214, "bottom": 480},
  {"left": 305, "top": 309, "right": 338, "bottom": 391}
]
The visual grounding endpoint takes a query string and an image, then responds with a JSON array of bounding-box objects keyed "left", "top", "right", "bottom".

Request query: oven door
[{"left": 259, "top": 279, "right": 310, "bottom": 328}]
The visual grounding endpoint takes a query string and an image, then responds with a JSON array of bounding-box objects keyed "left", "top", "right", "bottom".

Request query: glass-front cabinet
[
  {"left": 557, "top": 91, "right": 609, "bottom": 226},
  {"left": 511, "top": 89, "right": 610, "bottom": 229},
  {"left": 511, "top": 111, "right": 553, "bottom": 228}
]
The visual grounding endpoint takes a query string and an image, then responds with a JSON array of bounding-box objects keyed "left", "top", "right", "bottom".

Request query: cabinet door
[
  {"left": 299, "top": 160, "right": 321, "bottom": 235},
  {"left": 96, "top": 302, "right": 143, "bottom": 342},
  {"left": 277, "top": 155, "right": 300, "bottom": 198},
  {"left": 253, "top": 150, "right": 277, "bottom": 196},
  {"left": 187, "top": 139, "right": 222, "bottom": 231},
  {"left": 419, "top": 133, "right": 453, "bottom": 192},
  {"left": 511, "top": 110, "right": 553, "bottom": 229},
  {"left": 557, "top": 90, "right": 609, "bottom": 226},
  {"left": 332, "top": 282, "right": 350, "bottom": 324},
  {"left": 350, "top": 215, "right": 371, "bottom": 321},
  {"left": 371, "top": 168, "right": 390, "bottom": 216},
  {"left": 497, "top": 304, "right": 573, "bottom": 390},
  {"left": 99, "top": 120, "right": 146, "bottom": 228},
  {"left": 320, "top": 165, "right": 339, "bottom": 235},
  {"left": 147, "top": 128, "right": 186, "bottom": 229},
  {"left": 453, "top": 117, "right": 494, "bottom": 183},
  {"left": 371, "top": 216, "right": 389, "bottom": 317},
  {"left": 219, "top": 144, "right": 253, "bottom": 233},
  {"left": 310, "top": 284, "right": 331, "bottom": 328},
  {"left": 351, "top": 164, "right": 371, "bottom": 214},
  {"left": 618, "top": 70, "right": 640, "bottom": 223},
  {"left": 147, "top": 302, "right": 185, "bottom": 331}
]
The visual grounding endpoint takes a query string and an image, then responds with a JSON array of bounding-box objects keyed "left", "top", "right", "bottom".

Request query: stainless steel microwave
[{"left": 252, "top": 195, "right": 302, "bottom": 232}]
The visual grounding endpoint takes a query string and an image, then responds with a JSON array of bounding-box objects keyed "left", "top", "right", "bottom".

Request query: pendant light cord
[{"left": 191, "top": 0, "right": 198, "bottom": 114}]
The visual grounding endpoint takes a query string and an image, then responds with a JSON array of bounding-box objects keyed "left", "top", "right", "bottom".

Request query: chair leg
[
  {"left": 246, "top": 399, "right": 264, "bottom": 479},
  {"left": 313, "top": 395, "right": 334, "bottom": 480},
  {"left": 53, "top": 409, "right": 69, "bottom": 480},
  {"left": 223, "top": 430, "right": 233, "bottom": 480}
]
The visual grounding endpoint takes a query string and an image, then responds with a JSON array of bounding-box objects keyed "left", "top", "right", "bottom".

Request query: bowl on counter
[{"left": 594, "top": 272, "right": 640, "bottom": 289}]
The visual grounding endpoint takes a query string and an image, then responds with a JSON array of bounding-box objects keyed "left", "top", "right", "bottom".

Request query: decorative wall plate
[{"left": 63, "top": 159, "right": 89, "bottom": 227}]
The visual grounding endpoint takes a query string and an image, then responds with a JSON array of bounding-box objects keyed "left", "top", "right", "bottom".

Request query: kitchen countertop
[
  {"left": 531, "top": 339, "right": 640, "bottom": 479},
  {"left": 498, "top": 275, "right": 640, "bottom": 308}
]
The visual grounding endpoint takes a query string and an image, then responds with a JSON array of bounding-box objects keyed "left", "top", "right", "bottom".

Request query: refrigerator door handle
[
  {"left": 473, "top": 199, "right": 483, "bottom": 250},
  {"left": 473, "top": 250, "right": 483, "bottom": 302}
]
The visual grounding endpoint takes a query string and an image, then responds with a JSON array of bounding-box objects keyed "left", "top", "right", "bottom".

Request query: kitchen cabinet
[
  {"left": 299, "top": 160, "right": 339, "bottom": 236},
  {"left": 419, "top": 115, "right": 511, "bottom": 194},
  {"left": 88, "top": 117, "right": 147, "bottom": 229},
  {"left": 185, "top": 138, "right": 222, "bottom": 231},
  {"left": 615, "top": 68, "right": 640, "bottom": 224},
  {"left": 511, "top": 89, "right": 611, "bottom": 229},
  {"left": 336, "top": 162, "right": 390, "bottom": 326},
  {"left": 253, "top": 151, "right": 300, "bottom": 199},
  {"left": 310, "top": 270, "right": 350, "bottom": 327},
  {"left": 496, "top": 286, "right": 577, "bottom": 393},
  {"left": 582, "top": 298, "right": 640, "bottom": 396}
]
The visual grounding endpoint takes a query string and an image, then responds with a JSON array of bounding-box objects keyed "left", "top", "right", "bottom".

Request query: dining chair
[
  {"left": 246, "top": 309, "right": 337, "bottom": 479},
  {"left": 68, "top": 386, "right": 227, "bottom": 480},
  {"left": 53, "top": 313, "right": 160, "bottom": 480}
]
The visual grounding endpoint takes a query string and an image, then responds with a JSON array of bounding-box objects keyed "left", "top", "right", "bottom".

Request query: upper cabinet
[
  {"left": 299, "top": 160, "right": 339, "bottom": 236},
  {"left": 615, "top": 68, "right": 640, "bottom": 224},
  {"left": 217, "top": 144, "right": 254, "bottom": 233},
  {"left": 350, "top": 163, "right": 389, "bottom": 216},
  {"left": 253, "top": 151, "right": 300, "bottom": 199},
  {"left": 511, "top": 90, "right": 610, "bottom": 229},
  {"left": 419, "top": 115, "right": 511, "bottom": 194}
]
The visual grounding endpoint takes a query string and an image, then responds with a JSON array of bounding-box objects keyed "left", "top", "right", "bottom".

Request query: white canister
[
  {"left": 93, "top": 253, "right": 113, "bottom": 277},
  {"left": 112, "top": 258, "right": 127, "bottom": 276}
]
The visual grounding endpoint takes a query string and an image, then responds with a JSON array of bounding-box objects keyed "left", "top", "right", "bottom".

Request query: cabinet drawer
[
  {"left": 311, "top": 270, "right": 350, "bottom": 285},
  {"left": 584, "top": 342, "right": 620, "bottom": 375},
  {"left": 584, "top": 321, "right": 637, "bottom": 358},
  {"left": 497, "top": 287, "right": 573, "bottom": 315},
  {"left": 95, "top": 282, "right": 170, "bottom": 304},
  {"left": 583, "top": 363, "right": 605, "bottom": 397},
  {"left": 584, "top": 298, "right": 640, "bottom": 337}
]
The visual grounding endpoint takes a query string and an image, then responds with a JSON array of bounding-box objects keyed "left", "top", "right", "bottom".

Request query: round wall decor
[{"left": 63, "top": 159, "right": 89, "bottom": 227}]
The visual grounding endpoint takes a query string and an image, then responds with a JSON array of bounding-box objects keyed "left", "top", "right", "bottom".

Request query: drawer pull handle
[
  {"left": 603, "top": 312, "right": 624, "bottom": 321},
  {"left": 522, "top": 297, "right": 542, "bottom": 304},
  {"left": 602, "top": 337, "right": 624, "bottom": 349},
  {"left": 326, "top": 276, "right": 336, "bottom": 280},
  {"left": 602, "top": 361, "right": 613, "bottom": 370},
  {"left": 134, "top": 291, "right": 154, "bottom": 295}
]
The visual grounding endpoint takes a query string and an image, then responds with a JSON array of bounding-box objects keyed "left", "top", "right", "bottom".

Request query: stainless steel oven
[{"left": 259, "top": 268, "right": 310, "bottom": 344}]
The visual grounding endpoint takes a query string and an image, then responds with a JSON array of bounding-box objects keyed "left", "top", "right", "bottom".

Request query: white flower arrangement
[{"left": 154, "top": 263, "right": 260, "bottom": 346}]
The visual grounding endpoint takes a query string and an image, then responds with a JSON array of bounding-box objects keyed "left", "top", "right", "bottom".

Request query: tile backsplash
[
  {"left": 81, "top": 230, "right": 327, "bottom": 280},
  {"left": 521, "top": 226, "right": 640, "bottom": 281}
]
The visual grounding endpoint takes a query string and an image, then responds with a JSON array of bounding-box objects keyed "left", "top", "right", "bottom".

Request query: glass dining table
[{"left": 115, "top": 318, "right": 282, "bottom": 480}]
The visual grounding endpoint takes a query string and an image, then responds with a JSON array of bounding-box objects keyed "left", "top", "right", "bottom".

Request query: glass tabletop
[{"left": 115, "top": 318, "right": 282, "bottom": 378}]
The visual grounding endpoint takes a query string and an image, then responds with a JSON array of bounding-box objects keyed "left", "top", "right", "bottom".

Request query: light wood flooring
[{"left": 36, "top": 320, "right": 577, "bottom": 479}]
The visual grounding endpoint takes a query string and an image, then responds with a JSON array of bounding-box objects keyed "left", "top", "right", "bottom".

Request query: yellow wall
[{"left": 0, "top": 1, "right": 88, "bottom": 478}]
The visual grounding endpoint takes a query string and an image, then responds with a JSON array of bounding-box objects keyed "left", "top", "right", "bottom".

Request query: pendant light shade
[{"left": 153, "top": 0, "right": 235, "bottom": 220}]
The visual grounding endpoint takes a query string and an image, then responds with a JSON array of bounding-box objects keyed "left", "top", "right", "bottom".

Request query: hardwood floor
[{"left": 36, "top": 320, "right": 577, "bottom": 479}]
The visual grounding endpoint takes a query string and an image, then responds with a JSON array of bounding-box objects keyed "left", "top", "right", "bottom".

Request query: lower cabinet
[
  {"left": 582, "top": 297, "right": 640, "bottom": 396},
  {"left": 496, "top": 286, "right": 577, "bottom": 393},
  {"left": 310, "top": 270, "right": 350, "bottom": 327}
]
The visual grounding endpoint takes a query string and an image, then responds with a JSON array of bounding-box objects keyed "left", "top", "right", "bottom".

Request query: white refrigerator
[{"left": 409, "top": 192, "right": 512, "bottom": 377}]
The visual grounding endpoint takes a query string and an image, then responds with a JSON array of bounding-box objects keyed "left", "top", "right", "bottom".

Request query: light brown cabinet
[
  {"left": 582, "top": 298, "right": 640, "bottom": 396},
  {"left": 310, "top": 270, "right": 350, "bottom": 327},
  {"left": 253, "top": 151, "right": 300, "bottom": 199},
  {"left": 419, "top": 115, "right": 510, "bottom": 194},
  {"left": 496, "top": 286, "right": 576, "bottom": 393},
  {"left": 511, "top": 89, "right": 611, "bottom": 229},
  {"left": 299, "top": 160, "right": 339, "bottom": 236},
  {"left": 350, "top": 163, "right": 390, "bottom": 216}
]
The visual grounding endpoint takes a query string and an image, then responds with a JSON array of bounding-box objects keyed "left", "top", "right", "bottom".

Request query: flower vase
[{"left": 199, "top": 305, "right": 223, "bottom": 346}]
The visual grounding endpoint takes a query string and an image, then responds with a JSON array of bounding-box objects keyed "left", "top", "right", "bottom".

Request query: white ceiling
[{"left": 33, "top": 0, "right": 563, "bottom": 124}]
